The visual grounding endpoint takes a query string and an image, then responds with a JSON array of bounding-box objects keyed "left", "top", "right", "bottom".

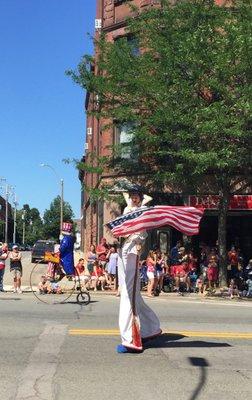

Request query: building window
[
  {"left": 114, "top": 123, "right": 135, "bottom": 159},
  {"left": 114, "top": 35, "right": 140, "bottom": 57},
  {"left": 127, "top": 35, "right": 140, "bottom": 57},
  {"left": 114, "top": 0, "right": 132, "bottom": 5}
]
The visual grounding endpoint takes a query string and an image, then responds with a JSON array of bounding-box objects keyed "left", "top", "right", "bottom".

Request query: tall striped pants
[{"left": 118, "top": 248, "right": 161, "bottom": 350}]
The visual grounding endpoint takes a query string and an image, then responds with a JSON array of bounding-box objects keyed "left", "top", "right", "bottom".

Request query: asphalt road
[{"left": 0, "top": 291, "right": 251, "bottom": 400}]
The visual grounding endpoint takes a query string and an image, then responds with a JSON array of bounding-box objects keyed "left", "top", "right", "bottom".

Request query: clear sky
[{"left": 0, "top": 0, "right": 96, "bottom": 218}]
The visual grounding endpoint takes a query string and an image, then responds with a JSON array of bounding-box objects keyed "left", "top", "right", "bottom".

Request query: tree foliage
[
  {"left": 43, "top": 196, "right": 74, "bottom": 241},
  {"left": 69, "top": 0, "right": 251, "bottom": 193},
  {"left": 16, "top": 204, "right": 43, "bottom": 245}
]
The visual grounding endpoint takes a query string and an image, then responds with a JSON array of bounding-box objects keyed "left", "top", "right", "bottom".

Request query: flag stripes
[{"left": 106, "top": 206, "right": 204, "bottom": 237}]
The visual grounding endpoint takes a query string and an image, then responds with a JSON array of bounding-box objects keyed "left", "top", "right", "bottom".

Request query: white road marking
[{"left": 15, "top": 323, "right": 67, "bottom": 400}]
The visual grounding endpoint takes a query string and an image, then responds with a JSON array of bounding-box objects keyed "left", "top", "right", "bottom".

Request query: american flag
[{"left": 106, "top": 205, "right": 204, "bottom": 237}]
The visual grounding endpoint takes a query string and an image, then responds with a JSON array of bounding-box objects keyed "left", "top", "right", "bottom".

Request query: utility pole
[
  {"left": 40, "top": 164, "right": 64, "bottom": 238},
  {"left": 22, "top": 210, "right": 26, "bottom": 245},
  {"left": 13, "top": 194, "right": 18, "bottom": 243},
  {"left": 60, "top": 178, "right": 64, "bottom": 234},
  {"left": 1, "top": 182, "right": 14, "bottom": 244},
  {"left": 0, "top": 177, "right": 7, "bottom": 241}
]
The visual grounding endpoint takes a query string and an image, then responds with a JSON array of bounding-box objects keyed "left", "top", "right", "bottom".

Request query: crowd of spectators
[
  {"left": 74, "top": 238, "right": 119, "bottom": 294},
  {"left": 139, "top": 242, "right": 252, "bottom": 298},
  {"left": 73, "top": 238, "right": 252, "bottom": 299},
  {"left": 1, "top": 239, "right": 252, "bottom": 299}
]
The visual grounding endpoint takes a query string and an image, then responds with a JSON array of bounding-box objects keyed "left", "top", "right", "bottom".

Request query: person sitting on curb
[
  {"left": 91, "top": 260, "right": 106, "bottom": 291},
  {"left": 75, "top": 258, "right": 91, "bottom": 290}
]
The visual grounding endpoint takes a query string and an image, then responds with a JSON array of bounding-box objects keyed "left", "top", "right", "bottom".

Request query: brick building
[{"left": 80, "top": 0, "right": 252, "bottom": 261}]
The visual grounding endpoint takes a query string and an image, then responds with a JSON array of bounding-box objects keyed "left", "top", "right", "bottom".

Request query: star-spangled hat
[{"left": 62, "top": 222, "right": 73, "bottom": 233}]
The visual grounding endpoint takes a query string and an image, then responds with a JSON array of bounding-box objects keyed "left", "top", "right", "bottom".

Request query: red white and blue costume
[
  {"left": 117, "top": 192, "right": 161, "bottom": 353},
  {"left": 59, "top": 222, "right": 75, "bottom": 276}
]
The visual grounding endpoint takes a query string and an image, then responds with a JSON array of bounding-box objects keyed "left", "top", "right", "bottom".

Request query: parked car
[{"left": 31, "top": 240, "right": 55, "bottom": 263}]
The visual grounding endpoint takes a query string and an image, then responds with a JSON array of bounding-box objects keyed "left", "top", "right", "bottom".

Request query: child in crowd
[
  {"left": 207, "top": 257, "right": 218, "bottom": 293},
  {"left": 106, "top": 246, "right": 118, "bottom": 290},
  {"left": 228, "top": 278, "right": 241, "bottom": 299},
  {"left": 196, "top": 274, "right": 204, "bottom": 293},
  {"left": 38, "top": 276, "right": 50, "bottom": 294},
  {"left": 50, "top": 281, "right": 63, "bottom": 294},
  {"left": 188, "top": 267, "right": 198, "bottom": 292},
  {"left": 38, "top": 275, "right": 62, "bottom": 294}
]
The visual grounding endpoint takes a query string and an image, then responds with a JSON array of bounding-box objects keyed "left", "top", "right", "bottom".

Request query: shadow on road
[
  {"left": 55, "top": 300, "right": 99, "bottom": 305},
  {"left": 188, "top": 357, "right": 209, "bottom": 400},
  {"left": 145, "top": 333, "right": 231, "bottom": 349}
]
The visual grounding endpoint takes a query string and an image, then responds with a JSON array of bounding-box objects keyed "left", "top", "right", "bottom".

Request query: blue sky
[{"left": 0, "top": 0, "right": 96, "bottom": 218}]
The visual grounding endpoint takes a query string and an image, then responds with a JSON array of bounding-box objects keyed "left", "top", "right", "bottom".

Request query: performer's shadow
[{"left": 144, "top": 333, "right": 231, "bottom": 349}]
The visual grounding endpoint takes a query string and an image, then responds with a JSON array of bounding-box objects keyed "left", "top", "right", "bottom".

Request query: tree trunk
[{"left": 218, "top": 188, "right": 230, "bottom": 288}]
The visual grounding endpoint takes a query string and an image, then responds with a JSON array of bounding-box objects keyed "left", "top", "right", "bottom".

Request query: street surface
[{"left": 0, "top": 252, "right": 252, "bottom": 400}]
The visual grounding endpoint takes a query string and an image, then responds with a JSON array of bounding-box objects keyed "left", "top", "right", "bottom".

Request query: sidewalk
[{"left": 2, "top": 286, "right": 251, "bottom": 305}]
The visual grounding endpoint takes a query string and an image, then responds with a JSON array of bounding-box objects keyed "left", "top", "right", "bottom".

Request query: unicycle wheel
[{"left": 77, "top": 291, "right": 90, "bottom": 305}]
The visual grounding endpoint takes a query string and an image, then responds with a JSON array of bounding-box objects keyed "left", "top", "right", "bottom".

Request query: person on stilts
[{"left": 117, "top": 186, "right": 161, "bottom": 354}]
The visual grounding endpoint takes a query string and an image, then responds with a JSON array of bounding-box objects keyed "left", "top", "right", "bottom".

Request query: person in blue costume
[{"left": 59, "top": 222, "right": 75, "bottom": 276}]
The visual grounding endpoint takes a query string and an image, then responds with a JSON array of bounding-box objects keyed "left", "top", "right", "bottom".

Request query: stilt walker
[
  {"left": 107, "top": 188, "right": 204, "bottom": 353},
  {"left": 116, "top": 187, "right": 161, "bottom": 353}
]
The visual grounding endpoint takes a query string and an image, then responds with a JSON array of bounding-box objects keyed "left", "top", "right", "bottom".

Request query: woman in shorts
[
  {"left": 9, "top": 245, "right": 22, "bottom": 294},
  {"left": 86, "top": 244, "right": 97, "bottom": 275}
]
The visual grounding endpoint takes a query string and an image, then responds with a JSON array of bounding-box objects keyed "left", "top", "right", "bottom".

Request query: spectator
[
  {"left": 243, "top": 259, "right": 252, "bottom": 281},
  {"left": 75, "top": 258, "right": 91, "bottom": 290},
  {"left": 0, "top": 243, "right": 8, "bottom": 292},
  {"left": 207, "top": 248, "right": 219, "bottom": 264},
  {"left": 91, "top": 260, "right": 106, "bottom": 291},
  {"left": 246, "top": 272, "right": 252, "bottom": 298},
  {"left": 188, "top": 267, "right": 198, "bottom": 292},
  {"left": 207, "top": 257, "right": 218, "bottom": 292},
  {"left": 174, "top": 262, "right": 190, "bottom": 293},
  {"left": 146, "top": 250, "right": 157, "bottom": 297},
  {"left": 196, "top": 274, "right": 204, "bottom": 293},
  {"left": 228, "top": 278, "right": 240, "bottom": 299},
  {"left": 178, "top": 247, "right": 188, "bottom": 264},
  {"left": 155, "top": 251, "right": 165, "bottom": 293},
  {"left": 227, "top": 245, "right": 239, "bottom": 282},
  {"left": 139, "top": 259, "right": 148, "bottom": 291},
  {"left": 86, "top": 244, "right": 97, "bottom": 275},
  {"left": 9, "top": 245, "right": 23, "bottom": 294},
  {"left": 170, "top": 241, "right": 181, "bottom": 265},
  {"left": 106, "top": 246, "right": 118, "bottom": 290},
  {"left": 188, "top": 250, "right": 198, "bottom": 271},
  {"left": 96, "top": 238, "right": 108, "bottom": 269},
  {"left": 38, "top": 275, "right": 51, "bottom": 294}
]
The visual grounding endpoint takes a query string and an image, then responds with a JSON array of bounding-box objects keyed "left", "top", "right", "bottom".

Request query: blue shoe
[{"left": 116, "top": 344, "right": 142, "bottom": 354}]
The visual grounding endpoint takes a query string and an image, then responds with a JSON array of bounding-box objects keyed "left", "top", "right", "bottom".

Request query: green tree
[
  {"left": 68, "top": 0, "right": 252, "bottom": 286},
  {"left": 43, "top": 196, "right": 74, "bottom": 241}
]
